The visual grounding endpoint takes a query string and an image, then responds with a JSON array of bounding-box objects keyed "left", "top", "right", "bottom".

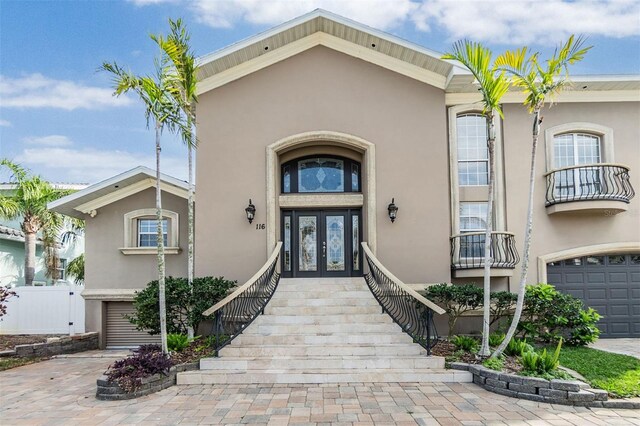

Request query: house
[
  {"left": 50, "top": 10, "right": 639, "bottom": 349},
  {"left": 1, "top": 183, "right": 86, "bottom": 288}
]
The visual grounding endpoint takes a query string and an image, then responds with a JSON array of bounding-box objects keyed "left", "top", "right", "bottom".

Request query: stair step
[
  {"left": 271, "top": 290, "right": 373, "bottom": 299},
  {"left": 177, "top": 369, "right": 472, "bottom": 385},
  {"left": 219, "top": 344, "right": 426, "bottom": 357},
  {"left": 254, "top": 314, "right": 393, "bottom": 325},
  {"left": 276, "top": 284, "right": 368, "bottom": 292},
  {"left": 233, "top": 333, "right": 414, "bottom": 345},
  {"left": 200, "top": 356, "right": 443, "bottom": 370},
  {"left": 268, "top": 298, "right": 379, "bottom": 307},
  {"left": 242, "top": 323, "right": 401, "bottom": 335},
  {"left": 266, "top": 305, "right": 382, "bottom": 315}
]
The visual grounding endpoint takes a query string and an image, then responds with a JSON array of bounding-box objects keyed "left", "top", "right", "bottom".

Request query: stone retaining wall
[
  {"left": 450, "top": 362, "right": 639, "bottom": 409},
  {"left": 96, "top": 362, "right": 198, "bottom": 401},
  {"left": 1, "top": 333, "right": 99, "bottom": 358}
]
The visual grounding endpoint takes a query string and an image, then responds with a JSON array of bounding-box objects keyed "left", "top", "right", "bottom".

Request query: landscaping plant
[
  {"left": 483, "top": 356, "right": 504, "bottom": 371},
  {"left": 167, "top": 333, "right": 191, "bottom": 352},
  {"left": 127, "top": 276, "right": 236, "bottom": 335},
  {"left": 105, "top": 344, "right": 174, "bottom": 393},
  {"left": 451, "top": 335, "right": 479, "bottom": 352},
  {"left": 504, "top": 337, "right": 533, "bottom": 357},
  {"left": 489, "top": 291, "right": 517, "bottom": 326},
  {"left": 0, "top": 287, "right": 17, "bottom": 318},
  {"left": 425, "top": 283, "right": 483, "bottom": 337},
  {"left": 520, "top": 339, "right": 562, "bottom": 375},
  {"left": 488, "top": 332, "right": 505, "bottom": 348}
]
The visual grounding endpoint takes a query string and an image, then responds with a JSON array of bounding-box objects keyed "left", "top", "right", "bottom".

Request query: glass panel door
[
  {"left": 298, "top": 215, "right": 318, "bottom": 273},
  {"left": 325, "top": 215, "right": 346, "bottom": 272}
]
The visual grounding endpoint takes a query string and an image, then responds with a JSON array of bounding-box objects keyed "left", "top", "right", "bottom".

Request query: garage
[
  {"left": 547, "top": 254, "right": 640, "bottom": 338},
  {"left": 106, "top": 302, "right": 161, "bottom": 348}
]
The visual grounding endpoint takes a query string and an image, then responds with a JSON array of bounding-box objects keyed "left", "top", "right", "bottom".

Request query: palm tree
[
  {"left": 443, "top": 41, "right": 510, "bottom": 357},
  {"left": 153, "top": 18, "right": 199, "bottom": 338},
  {"left": 100, "top": 53, "right": 190, "bottom": 354},
  {"left": 492, "top": 36, "right": 590, "bottom": 358},
  {"left": 0, "top": 160, "right": 68, "bottom": 286}
]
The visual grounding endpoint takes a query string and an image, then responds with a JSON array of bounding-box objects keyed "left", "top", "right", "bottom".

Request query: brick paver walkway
[
  {"left": 1, "top": 356, "right": 639, "bottom": 425},
  {"left": 591, "top": 338, "right": 640, "bottom": 359}
]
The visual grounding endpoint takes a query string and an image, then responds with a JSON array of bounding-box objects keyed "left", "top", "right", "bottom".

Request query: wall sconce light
[
  {"left": 245, "top": 199, "right": 256, "bottom": 224},
  {"left": 387, "top": 198, "right": 398, "bottom": 223}
]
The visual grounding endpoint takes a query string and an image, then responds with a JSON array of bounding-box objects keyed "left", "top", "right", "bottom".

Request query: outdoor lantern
[
  {"left": 387, "top": 198, "right": 398, "bottom": 223},
  {"left": 245, "top": 199, "right": 256, "bottom": 224}
]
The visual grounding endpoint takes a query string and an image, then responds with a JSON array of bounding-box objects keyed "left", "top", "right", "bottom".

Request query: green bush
[
  {"left": 520, "top": 339, "right": 563, "bottom": 375},
  {"left": 489, "top": 291, "right": 517, "bottom": 326},
  {"left": 488, "top": 332, "right": 505, "bottom": 348},
  {"left": 520, "top": 284, "right": 601, "bottom": 346},
  {"left": 167, "top": 333, "right": 190, "bottom": 352},
  {"left": 483, "top": 356, "right": 504, "bottom": 371},
  {"left": 505, "top": 337, "right": 533, "bottom": 357},
  {"left": 451, "top": 335, "right": 478, "bottom": 352},
  {"left": 425, "top": 283, "right": 483, "bottom": 337},
  {"left": 127, "top": 276, "right": 236, "bottom": 335}
]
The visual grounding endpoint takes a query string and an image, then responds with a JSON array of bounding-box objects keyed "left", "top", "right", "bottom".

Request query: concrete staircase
[{"left": 177, "top": 278, "right": 471, "bottom": 384}]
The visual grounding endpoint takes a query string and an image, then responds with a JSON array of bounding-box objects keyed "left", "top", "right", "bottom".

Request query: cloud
[
  {"left": 15, "top": 146, "right": 186, "bottom": 183},
  {"left": 23, "top": 135, "right": 74, "bottom": 147},
  {"left": 132, "top": 0, "right": 640, "bottom": 45},
  {"left": 0, "top": 74, "right": 133, "bottom": 110},
  {"left": 413, "top": 0, "right": 640, "bottom": 44},
  {"left": 0, "top": 119, "right": 11, "bottom": 127}
]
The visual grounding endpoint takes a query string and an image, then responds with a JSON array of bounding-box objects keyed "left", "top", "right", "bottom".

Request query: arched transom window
[{"left": 282, "top": 156, "right": 361, "bottom": 194}]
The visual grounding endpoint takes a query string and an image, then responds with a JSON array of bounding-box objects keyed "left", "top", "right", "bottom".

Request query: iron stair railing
[
  {"left": 361, "top": 242, "right": 445, "bottom": 356},
  {"left": 203, "top": 242, "right": 282, "bottom": 356}
]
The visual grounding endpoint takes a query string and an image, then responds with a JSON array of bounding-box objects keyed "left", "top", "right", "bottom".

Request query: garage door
[
  {"left": 547, "top": 254, "right": 640, "bottom": 338},
  {"left": 106, "top": 302, "right": 161, "bottom": 348}
]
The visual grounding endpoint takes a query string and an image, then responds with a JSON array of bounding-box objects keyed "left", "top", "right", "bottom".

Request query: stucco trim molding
[
  {"left": 544, "top": 122, "right": 615, "bottom": 171},
  {"left": 82, "top": 289, "right": 139, "bottom": 301},
  {"left": 267, "top": 131, "right": 376, "bottom": 256},
  {"left": 279, "top": 193, "right": 364, "bottom": 208},
  {"left": 123, "top": 208, "right": 179, "bottom": 249},
  {"left": 537, "top": 242, "right": 640, "bottom": 283},
  {"left": 446, "top": 90, "right": 640, "bottom": 106}
]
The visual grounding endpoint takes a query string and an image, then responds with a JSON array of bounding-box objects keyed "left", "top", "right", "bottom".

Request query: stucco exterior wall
[
  {"left": 502, "top": 102, "right": 640, "bottom": 286},
  {"left": 84, "top": 188, "right": 188, "bottom": 338},
  {"left": 195, "top": 46, "right": 451, "bottom": 285}
]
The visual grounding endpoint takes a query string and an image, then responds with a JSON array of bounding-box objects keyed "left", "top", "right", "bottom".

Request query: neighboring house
[
  {"left": 0, "top": 183, "right": 86, "bottom": 288},
  {"left": 50, "top": 10, "right": 639, "bottom": 347}
]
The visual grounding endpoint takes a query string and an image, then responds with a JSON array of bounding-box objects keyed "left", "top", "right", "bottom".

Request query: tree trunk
[
  {"left": 492, "top": 107, "right": 541, "bottom": 358},
  {"left": 156, "top": 122, "right": 168, "bottom": 354},
  {"left": 479, "top": 112, "right": 496, "bottom": 357},
  {"left": 24, "top": 231, "right": 36, "bottom": 286},
  {"left": 186, "top": 114, "right": 195, "bottom": 340}
]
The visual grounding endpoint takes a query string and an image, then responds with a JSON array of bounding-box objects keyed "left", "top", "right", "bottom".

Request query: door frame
[{"left": 281, "top": 208, "right": 362, "bottom": 278}]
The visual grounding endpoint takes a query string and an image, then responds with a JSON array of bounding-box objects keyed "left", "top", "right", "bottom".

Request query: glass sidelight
[{"left": 281, "top": 209, "right": 361, "bottom": 278}]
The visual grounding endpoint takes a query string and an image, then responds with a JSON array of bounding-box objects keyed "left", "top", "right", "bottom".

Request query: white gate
[{"left": 0, "top": 284, "right": 85, "bottom": 335}]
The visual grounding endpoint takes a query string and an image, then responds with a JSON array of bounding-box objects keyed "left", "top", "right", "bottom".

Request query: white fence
[{"left": 0, "top": 284, "right": 85, "bottom": 335}]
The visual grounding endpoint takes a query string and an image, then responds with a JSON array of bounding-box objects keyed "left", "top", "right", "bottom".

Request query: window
[
  {"left": 138, "top": 219, "right": 168, "bottom": 247},
  {"left": 459, "top": 202, "right": 487, "bottom": 258},
  {"left": 281, "top": 156, "right": 361, "bottom": 194},
  {"left": 56, "top": 258, "right": 67, "bottom": 281},
  {"left": 457, "top": 114, "right": 488, "bottom": 186},
  {"left": 553, "top": 133, "right": 603, "bottom": 198},
  {"left": 121, "top": 209, "right": 179, "bottom": 255}
]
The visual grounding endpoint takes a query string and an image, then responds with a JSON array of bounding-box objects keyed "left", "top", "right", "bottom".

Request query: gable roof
[
  {"left": 48, "top": 166, "right": 189, "bottom": 219},
  {"left": 196, "top": 9, "right": 640, "bottom": 104}
]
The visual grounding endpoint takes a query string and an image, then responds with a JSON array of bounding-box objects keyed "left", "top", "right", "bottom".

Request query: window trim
[
  {"left": 545, "top": 122, "right": 614, "bottom": 171},
  {"left": 456, "top": 112, "right": 490, "bottom": 186},
  {"left": 120, "top": 208, "right": 180, "bottom": 255}
]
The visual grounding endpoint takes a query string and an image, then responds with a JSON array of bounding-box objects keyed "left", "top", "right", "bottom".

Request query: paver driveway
[
  {"left": 591, "top": 339, "right": 640, "bottom": 359},
  {"left": 1, "top": 355, "right": 639, "bottom": 425}
]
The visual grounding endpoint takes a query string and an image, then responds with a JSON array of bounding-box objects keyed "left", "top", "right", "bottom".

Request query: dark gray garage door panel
[{"left": 547, "top": 254, "right": 640, "bottom": 338}]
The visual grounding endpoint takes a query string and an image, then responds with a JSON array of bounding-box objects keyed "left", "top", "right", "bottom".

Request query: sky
[{"left": 1, "top": 0, "right": 639, "bottom": 184}]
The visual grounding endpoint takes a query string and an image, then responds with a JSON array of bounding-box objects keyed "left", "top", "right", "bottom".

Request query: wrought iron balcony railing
[
  {"left": 361, "top": 242, "right": 445, "bottom": 355},
  {"left": 545, "top": 163, "right": 635, "bottom": 206},
  {"left": 450, "top": 232, "right": 519, "bottom": 270},
  {"left": 203, "top": 242, "right": 282, "bottom": 356}
]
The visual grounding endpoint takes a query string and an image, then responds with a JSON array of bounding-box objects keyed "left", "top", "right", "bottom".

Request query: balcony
[
  {"left": 450, "top": 232, "right": 520, "bottom": 278},
  {"left": 545, "top": 164, "right": 635, "bottom": 215}
]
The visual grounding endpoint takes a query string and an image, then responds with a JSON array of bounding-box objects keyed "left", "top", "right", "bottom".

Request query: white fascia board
[{"left": 445, "top": 89, "right": 640, "bottom": 105}]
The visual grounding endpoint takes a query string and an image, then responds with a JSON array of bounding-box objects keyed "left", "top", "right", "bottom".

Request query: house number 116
[{"left": 255, "top": 224, "right": 266, "bottom": 230}]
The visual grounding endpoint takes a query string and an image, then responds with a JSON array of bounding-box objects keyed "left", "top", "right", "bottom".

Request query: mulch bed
[
  {"left": 0, "top": 334, "right": 64, "bottom": 351},
  {"left": 433, "top": 340, "right": 523, "bottom": 374},
  {"left": 169, "top": 338, "right": 216, "bottom": 365}
]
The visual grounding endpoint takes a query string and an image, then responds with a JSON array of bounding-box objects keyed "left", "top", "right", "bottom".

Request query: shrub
[
  {"left": 520, "top": 339, "right": 563, "bottom": 375},
  {"left": 520, "top": 284, "right": 601, "bottom": 346},
  {"left": 167, "top": 333, "right": 191, "bottom": 352},
  {"left": 489, "top": 291, "right": 517, "bottom": 326},
  {"left": 0, "top": 287, "right": 17, "bottom": 319},
  {"left": 127, "top": 276, "right": 236, "bottom": 335},
  {"left": 483, "top": 356, "right": 504, "bottom": 371},
  {"left": 505, "top": 337, "right": 533, "bottom": 357},
  {"left": 488, "top": 332, "right": 505, "bottom": 348},
  {"left": 451, "top": 335, "right": 478, "bottom": 352},
  {"left": 425, "top": 283, "right": 483, "bottom": 337},
  {"left": 105, "top": 344, "right": 174, "bottom": 393}
]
